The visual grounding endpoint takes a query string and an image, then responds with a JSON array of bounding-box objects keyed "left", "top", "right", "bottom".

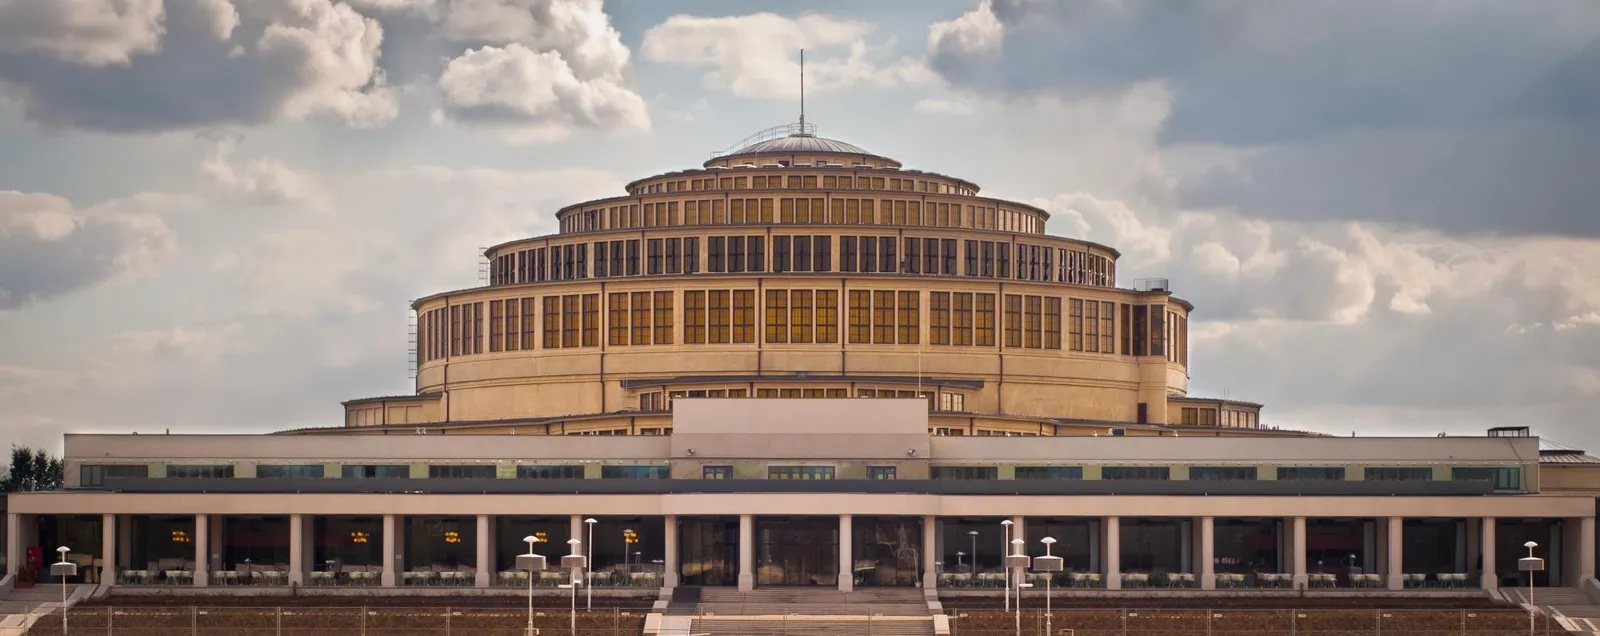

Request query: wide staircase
[
  {"left": 1504, "top": 586, "right": 1600, "bottom": 632},
  {"left": 659, "top": 587, "right": 936, "bottom": 636}
]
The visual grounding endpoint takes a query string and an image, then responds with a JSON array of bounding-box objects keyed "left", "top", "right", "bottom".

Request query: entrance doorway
[{"left": 757, "top": 517, "right": 838, "bottom": 586}]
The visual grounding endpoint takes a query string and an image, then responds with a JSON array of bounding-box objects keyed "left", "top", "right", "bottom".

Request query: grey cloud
[
  {"left": 0, "top": 0, "right": 396, "bottom": 132},
  {"left": 0, "top": 190, "right": 179, "bottom": 310}
]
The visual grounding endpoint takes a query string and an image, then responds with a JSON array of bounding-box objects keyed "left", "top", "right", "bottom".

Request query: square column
[
  {"left": 1578, "top": 517, "right": 1596, "bottom": 586},
  {"left": 738, "top": 514, "right": 754, "bottom": 591},
  {"left": 838, "top": 515, "right": 853, "bottom": 592},
  {"left": 1386, "top": 517, "right": 1403, "bottom": 590},
  {"left": 1290, "top": 516, "right": 1307, "bottom": 590},
  {"left": 4, "top": 513, "right": 18, "bottom": 577},
  {"left": 922, "top": 516, "right": 937, "bottom": 589},
  {"left": 1103, "top": 516, "right": 1121, "bottom": 590},
  {"left": 381, "top": 514, "right": 397, "bottom": 587},
  {"left": 101, "top": 514, "right": 116, "bottom": 586},
  {"left": 289, "top": 513, "right": 305, "bottom": 586},
  {"left": 1480, "top": 518, "right": 1496, "bottom": 590},
  {"left": 1199, "top": 516, "right": 1215, "bottom": 590},
  {"left": 663, "top": 515, "right": 679, "bottom": 588},
  {"left": 194, "top": 514, "right": 209, "bottom": 587},
  {"left": 475, "top": 514, "right": 492, "bottom": 588}
]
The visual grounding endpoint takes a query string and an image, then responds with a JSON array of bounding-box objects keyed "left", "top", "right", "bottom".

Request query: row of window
[
  {"left": 631, "top": 173, "right": 975, "bottom": 197},
  {"left": 1178, "top": 407, "right": 1259, "bottom": 428},
  {"left": 421, "top": 291, "right": 1177, "bottom": 361},
  {"left": 488, "top": 237, "right": 1115, "bottom": 289},
  {"left": 636, "top": 387, "right": 966, "bottom": 412},
  {"left": 566, "top": 195, "right": 1039, "bottom": 234},
  {"left": 77, "top": 464, "right": 1526, "bottom": 490}
]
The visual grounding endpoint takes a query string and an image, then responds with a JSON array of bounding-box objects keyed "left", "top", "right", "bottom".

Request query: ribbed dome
[{"left": 729, "top": 134, "right": 871, "bottom": 156}]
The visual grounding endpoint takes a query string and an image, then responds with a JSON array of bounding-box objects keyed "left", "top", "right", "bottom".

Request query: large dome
[{"left": 730, "top": 134, "right": 872, "bottom": 156}]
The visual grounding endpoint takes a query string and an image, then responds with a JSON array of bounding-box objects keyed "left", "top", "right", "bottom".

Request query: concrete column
[
  {"left": 194, "top": 514, "right": 209, "bottom": 587},
  {"left": 381, "top": 514, "right": 397, "bottom": 587},
  {"left": 1579, "top": 517, "right": 1596, "bottom": 586},
  {"left": 1480, "top": 517, "right": 1497, "bottom": 590},
  {"left": 475, "top": 514, "right": 492, "bottom": 587},
  {"left": 1291, "top": 516, "right": 1307, "bottom": 590},
  {"left": 1104, "top": 516, "right": 1121, "bottom": 590},
  {"left": 838, "top": 514, "right": 853, "bottom": 592},
  {"left": 1386, "top": 516, "right": 1404, "bottom": 590},
  {"left": 100, "top": 514, "right": 116, "bottom": 586},
  {"left": 1199, "top": 516, "right": 1215, "bottom": 590},
  {"left": 738, "top": 514, "right": 754, "bottom": 591},
  {"left": 663, "top": 515, "right": 679, "bottom": 588},
  {"left": 289, "top": 514, "right": 305, "bottom": 586},
  {"left": 6, "top": 513, "right": 20, "bottom": 577},
  {"left": 922, "top": 516, "right": 937, "bottom": 589}
]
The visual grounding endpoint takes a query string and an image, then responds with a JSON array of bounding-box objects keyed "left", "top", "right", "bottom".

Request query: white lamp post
[
  {"left": 1000, "top": 520, "right": 1014, "bottom": 613},
  {"left": 561, "top": 538, "right": 587, "bottom": 636},
  {"left": 517, "top": 535, "right": 548, "bottom": 636},
  {"left": 583, "top": 518, "right": 596, "bottom": 610},
  {"left": 1520, "top": 540, "right": 1544, "bottom": 636},
  {"left": 52, "top": 546, "right": 77, "bottom": 635},
  {"left": 1037, "top": 537, "right": 1063, "bottom": 636},
  {"left": 1014, "top": 582, "right": 1033, "bottom": 636}
]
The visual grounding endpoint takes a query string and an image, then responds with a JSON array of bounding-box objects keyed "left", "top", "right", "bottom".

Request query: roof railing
[{"left": 710, "top": 122, "right": 818, "bottom": 159}]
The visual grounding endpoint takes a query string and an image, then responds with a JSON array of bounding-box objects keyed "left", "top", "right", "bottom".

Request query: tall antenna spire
[{"left": 798, "top": 48, "right": 806, "bottom": 130}]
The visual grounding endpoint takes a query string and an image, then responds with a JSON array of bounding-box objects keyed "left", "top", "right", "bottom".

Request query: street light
[
  {"left": 583, "top": 518, "right": 597, "bottom": 611},
  {"left": 1036, "top": 537, "right": 1064, "bottom": 636},
  {"left": 1000, "top": 520, "right": 1014, "bottom": 613},
  {"left": 52, "top": 546, "right": 77, "bottom": 635},
  {"left": 1007, "top": 538, "right": 1027, "bottom": 622},
  {"left": 561, "top": 538, "right": 587, "bottom": 636},
  {"left": 1520, "top": 540, "right": 1544, "bottom": 636},
  {"left": 517, "top": 535, "right": 548, "bottom": 636},
  {"left": 1014, "top": 582, "right": 1034, "bottom": 636}
]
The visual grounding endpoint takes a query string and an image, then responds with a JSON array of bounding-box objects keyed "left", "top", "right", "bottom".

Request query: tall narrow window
[
  {"left": 489, "top": 300, "right": 504, "bottom": 352},
  {"left": 560, "top": 295, "right": 579, "bottom": 348},
  {"left": 1045, "top": 297, "right": 1062, "bottom": 350},
  {"left": 1132, "top": 305, "right": 1148, "bottom": 355},
  {"left": 1069, "top": 299, "right": 1084, "bottom": 351},
  {"left": 879, "top": 237, "right": 897, "bottom": 273},
  {"left": 684, "top": 291, "right": 706, "bottom": 344},
  {"left": 631, "top": 291, "right": 652, "bottom": 345},
  {"left": 1149, "top": 305, "right": 1165, "bottom": 358},
  {"left": 975, "top": 293, "right": 996, "bottom": 346},
  {"left": 930, "top": 292, "right": 951, "bottom": 345},
  {"left": 953, "top": 292, "right": 974, "bottom": 346},
  {"left": 733, "top": 290, "right": 755, "bottom": 344},
  {"left": 1024, "top": 295, "right": 1042, "bottom": 349},
  {"left": 815, "top": 290, "right": 839, "bottom": 343},
  {"left": 1003, "top": 294, "right": 1023, "bottom": 348},
  {"left": 625, "top": 240, "right": 640, "bottom": 276},
  {"left": 873, "top": 290, "right": 896, "bottom": 344},
  {"left": 647, "top": 239, "right": 663, "bottom": 275},
  {"left": 862, "top": 236, "right": 878, "bottom": 273},
  {"left": 683, "top": 237, "right": 699, "bottom": 274},
  {"left": 773, "top": 236, "right": 791, "bottom": 274},
  {"left": 898, "top": 291, "right": 920, "bottom": 344},
  {"left": 709, "top": 237, "right": 726, "bottom": 273},
  {"left": 848, "top": 290, "right": 872, "bottom": 344},
  {"left": 707, "top": 290, "right": 732, "bottom": 344},
  {"left": 728, "top": 236, "right": 746, "bottom": 273},
  {"left": 1101, "top": 301, "right": 1115, "bottom": 354},
  {"left": 666, "top": 238, "right": 682, "bottom": 274},
  {"left": 594, "top": 242, "right": 608, "bottom": 277},
  {"left": 528, "top": 298, "right": 544, "bottom": 349},
  {"left": 450, "top": 304, "right": 462, "bottom": 356},
  {"left": 581, "top": 294, "right": 599, "bottom": 347},
  {"left": 747, "top": 236, "right": 765, "bottom": 273},
  {"left": 608, "top": 292, "right": 629, "bottom": 346},
  {"left": 840, "top": 236, "right": 857, "bottom": 273},
  {"left": 766, "top": 289, "right": 789, "bottom": 343},
  {"left": 791, "top": 290, "right": 814, "bottom": 343},
  {"left": 794, "top": 236, "right": 812, "bottom": 272},
  {"left": 814, "top": 236, "right": 832, "bottom": 272},
  {"left": 654, "top": 291, "right": 674, "bottom": 344},
  {"left": 504, "top": 298, "right": 520, "bottom": 352},
  {"left": 1084, "top": 299, "right": 1099, "bottom": 353}
]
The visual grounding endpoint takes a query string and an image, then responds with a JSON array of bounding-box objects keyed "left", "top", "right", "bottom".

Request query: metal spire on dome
[{"left": 798, "top": 49, "right": 806, "bottom": 133}]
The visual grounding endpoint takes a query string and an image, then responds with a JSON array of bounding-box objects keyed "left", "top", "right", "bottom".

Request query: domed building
[
  {"left": 5, "top": 123, "right": 1594, "bottom": 611},
  {"left": 343, "top": 123, "right": 1263, "bottom": 437}
]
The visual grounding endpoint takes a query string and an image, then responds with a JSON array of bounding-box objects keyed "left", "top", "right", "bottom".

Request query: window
[
  {"left": 601, "top": 465, "right": 670, "bottom": 479},
  {"left": 897, "top": 291, "right": 919, "bottom": 344},
  {"left": 429, "top": 465, "right": 495, "bottom": 479},
  {"left": 1003, "top": 294, "right": 1022, "bottom": 347},
  {"left": 841, "top": 237, "right": 857, "bottom": 272},
  {"left": 1149, "top": 305, "right": 1165, "bottom": 357},
  {"left": 1101, "top": 466, "right": 1170, "bottom": 480},
  {"left": 1365, "top": 467, "right": 1432, "bottom": 481},
  {"left": 814, "top": 236, "right": 832, "bottom": 272},
  {"left": 1189, "top": 466, "right": 1257, "bottom": 481},
  {"left": 647, "top": 239, "right": 663, "bottom": 274},
  {"left": 631, "top": 291, "right": 652, "bottom": 345},
  {"left": 708, "top": 290, "right": 731, "bottom": 343},
  {"left": 873, "top": 290, "right": 896, "bottom": 344},
  {"left": 489, "top": 300, "right": 504, "bottom": 352},
  {"left": 1100, "top": 301, "right": 1115, "bottom": 354},
  {"left": 342, "top": 465, "right": 410, "bottom": 479},
  {"left": 930, "top": 292, "right": 951, "bottom": 345},
  {"left": 848, "top": 290, "right": 872, "bottom": 343},
  {"left": 793, "top": 236, "right": 812, "bottom": 272},
  {"left": 654, "top": 291, "right": 674, "bottom": 344},
  {"left": 1451, "top": 467, "right": 1522, "bottom": 490},
  {"left": 790, "top": 290, "right": 814, "bottom": 343},
  {"left": 1014, "top": 466, "right": 1082, "bottom": 480},
  {"left": 816, "top": 290, "right": 838, "bottom": 343},
  {"left": 685, "top": 291, "right": 706, "bottom": 343},
  {"left": 1277, "top": 467, "right": 1345, "bottom": 481},
  {"left": 931, "top": 466, "right": 998, "bottom": 480},
  {"left": 256, "top": 465, "right": 325, "bottom": 479},
  {"left": 703, "top": 466, "right": 732, "bottom": 480},
  {"left": 1024, "top": 295, "right": 1042, "bottom": 348},
  {"left": 79, "top": 464, "right": 146, "bottom": 487},
  {"left": 773, "top": 236, "right": 791, "bottom": 273},
  {"left": 608, "top": 292, "right": 629, "bottom": 346},
  {"left": 709, "top": 237, "right": 726, "bottom": 273},
  {"left": 1068, "top": 299, "right": 1083, "bottom": 351},
  {"left": 166, "top": 465, "right": 235, "bottom": 479},
  {"left": 975, "top": 293, "right": 996, "bottom": 346},
  {"left": 581, "top": 293, "right": 599, "bottom": 347},
  {"left": 684, "top": 237, "right": 700, "bottom": 273},
  {"left": 768, "top": 466, "right": 836, "bottom": 480},
  {"left": 766, "top": 290, "right": 789, "bottom": 343},
  {"left": 867, "top": 466, "right": 897, "bottom": 480},
  {"left": 1045, "top": 297, "right": 1062, "bottom": 349},
  {"left": 733, "top": 290, "right": 755, "bottom": 343},
  {"left": 517, "top": 465, "right": 584, "bottom": 479}
]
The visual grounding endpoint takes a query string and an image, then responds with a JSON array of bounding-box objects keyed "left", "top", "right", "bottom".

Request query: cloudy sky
[{"left": 2, "top": 0, "right": 1598, "bottom": 452}]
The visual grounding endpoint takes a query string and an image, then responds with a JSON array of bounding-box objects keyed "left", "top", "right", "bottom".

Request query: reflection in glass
[
  {"left": 852, "top": 517, "right": 922, "bottom": 587},
  {"left": 757, "top": 517, "right": 838, "bottom": 586}
]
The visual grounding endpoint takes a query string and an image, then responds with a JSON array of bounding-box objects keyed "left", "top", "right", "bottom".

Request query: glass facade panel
[
  {"left": 1189, "top": 466, "right": 1257, "bottom": 481},
  {"left": 1119, "top": 518, "right": 1187, "bottom": 574},
  {"left": 757, "top": 517, "right": 838, "bottom": 586},
  {"left": 1277, "top": 466, "right": 1345, "bottom": 481},
  {"left": 851, "top": 517, "right": 922, "bottom": 587}
]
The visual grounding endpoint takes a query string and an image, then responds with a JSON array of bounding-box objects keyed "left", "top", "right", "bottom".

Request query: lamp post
[
  {"left": 1000, "top": 520, "right": 1014, "bottom": 613},
  {"left": 583, "top": 518, "right": 596, "bottom": 610},
  {"left": 1520, "top": 541, "right": 1544, "bottom": 636},
  {"left": 1037, "top": 537, "right": 1063, "bottom": 636},
  {"left": 561, "top": 538, "right": 587, "bottom": 636},
  {"left": 1014, "top": 582, "right": 1033, "bottom": 636},
  {"left": 517, "top": 535, "right": 548, "bottom": 636},
  {"left": 967, "top": 530, "right": 979, "bottom": 576},
  {"left": 52, "top": 546, "right": 77, "bottom": 636},
  {"left": 1007, "top": 538, "right": 1026, "bottom": 626}
]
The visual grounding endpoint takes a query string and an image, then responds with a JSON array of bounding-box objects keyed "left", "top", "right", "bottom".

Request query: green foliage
[{"left": 1, "top": 445, "right": 63, "bottom": 492}]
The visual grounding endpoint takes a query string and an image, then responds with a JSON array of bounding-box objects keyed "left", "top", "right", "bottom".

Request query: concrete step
[{"left": 688, "top": 616, "right": 934, "bottom": 636}]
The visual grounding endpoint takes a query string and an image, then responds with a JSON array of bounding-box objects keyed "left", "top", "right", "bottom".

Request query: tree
[{"left": 1, "top": 445, "right": 63, "bottom": 492}]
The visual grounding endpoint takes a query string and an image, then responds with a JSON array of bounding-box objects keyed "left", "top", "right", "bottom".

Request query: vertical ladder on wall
[
  {"left": 407, "top": 308, "right": 419, "bottom": 380},
  {"left": 477, "top": 246, "right": 490, "bottom": 284}
]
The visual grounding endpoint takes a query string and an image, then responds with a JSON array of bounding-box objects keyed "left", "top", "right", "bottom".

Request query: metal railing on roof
[{"left": 709, "top": 122, "right": 818, "bottom": 159}]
